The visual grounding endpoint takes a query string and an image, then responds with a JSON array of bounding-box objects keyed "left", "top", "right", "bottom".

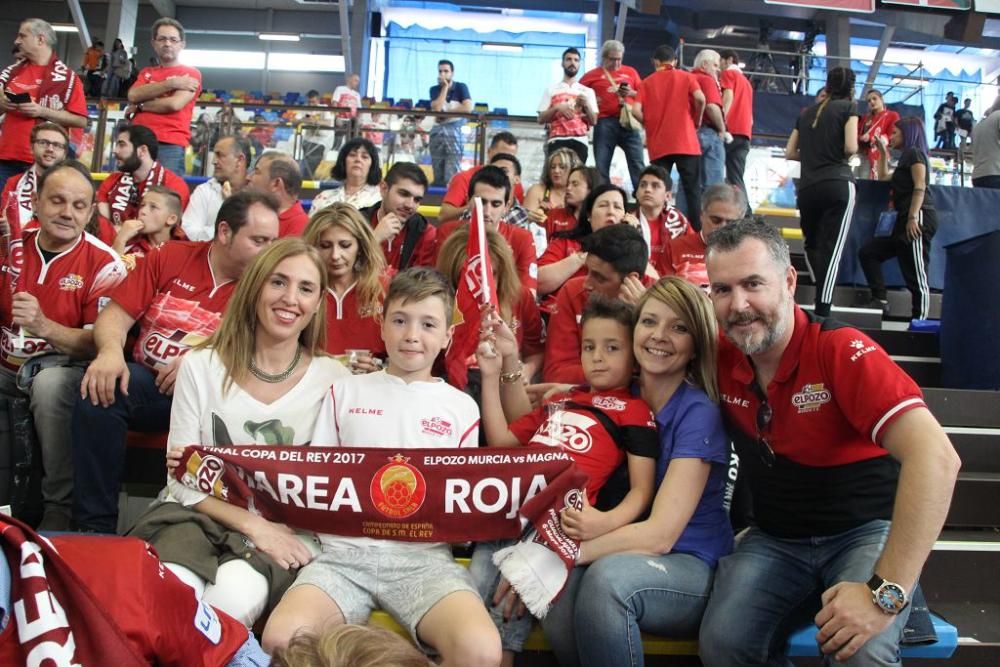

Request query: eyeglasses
[
  {"left": 154, "top": 36, "right": 182, "bottom": 44},
  {"left": 707, "top": 214, "right": 742, "bottom": 227},
  {"left": 33, "top": 139, "right": 67, "bottom": 151},
  {"left": 755, "top": 399, "right": 776, "bottom": 467}
]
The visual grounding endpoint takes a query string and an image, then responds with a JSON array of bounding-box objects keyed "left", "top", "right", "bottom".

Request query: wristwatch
[{"left": 867, "top": 574, "right": 909, "bottom": 615}]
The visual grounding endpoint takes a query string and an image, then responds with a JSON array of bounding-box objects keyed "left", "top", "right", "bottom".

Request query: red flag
[{"left": 446, "top": 197, "right": 499, "bottom": 389}]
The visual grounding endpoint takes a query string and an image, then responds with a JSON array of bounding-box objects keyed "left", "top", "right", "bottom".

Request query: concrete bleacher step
[{"left": 793, "top": 284, "right": 943, "bottom": 321}]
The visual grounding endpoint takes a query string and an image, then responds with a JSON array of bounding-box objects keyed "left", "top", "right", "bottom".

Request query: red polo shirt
[
  {"left": 111, "top": 241, "right": 234, "bottom": 370},
  {"left": 542, "top": 276, "right": 589, "bottom": 384},
  {"left": 721, "top": 65, "right": 753, "bottom": 138},
  {"left": 579, "top": 65, "right": 642, "bottom": 120},
  {"left": 129, "top": 64, "right": 202, "bottom": 146},
  {"left": 639, "top": 65, "right": 701, "bottom": 159},
  {"left": 365, "top": 207, "right": 436, "bottom": 270},
  {"left": 718, "top": 307, "right": 925, "bottom": 537},
  {"left": 544, "top": 207, "right": 578, "bottom": 239},
  {"left": 660, "top": 231, "right": 709, "bottom": 289},
  {"left": 278, "top": 201, "right": 309, "bottom": 237},
  {"left": 0, "top": 63, "right": 86, "bottom": 163},
  {"left": 691, "top": 70, "right": 723, "bottom": 130},
  {"left": 442, "top": 166, "right": 524, "bottom": 208}
]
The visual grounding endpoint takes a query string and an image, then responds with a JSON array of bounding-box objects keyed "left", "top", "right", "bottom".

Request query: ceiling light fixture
[{"left": 258, "top": 33, "right": 301, "bottom": 42}]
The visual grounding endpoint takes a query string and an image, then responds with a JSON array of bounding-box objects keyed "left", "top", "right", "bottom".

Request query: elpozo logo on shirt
[
  {"left": 791, "top": 383, "right": 831, "bottom": 414},
  {"left": 59, "top": 273, "right": 84, "bottom": 291}
]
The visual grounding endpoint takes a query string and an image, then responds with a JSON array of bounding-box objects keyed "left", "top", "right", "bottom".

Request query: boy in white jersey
[{"left": 262, "top": 267, "right": 502, "bottom": 666}]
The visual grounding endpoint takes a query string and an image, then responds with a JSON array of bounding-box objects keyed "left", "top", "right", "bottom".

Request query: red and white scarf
[
  {"left": 107, "top": 162, "right": 169, "bottom": 226},
  {"left": 5, "top": 168, "right": 36, "bottom": 233},
  {"left": 173, "top": 444, "right": 588, "bottom": 615},
  {"left": 0, "top": 514, "right": 145, "bottom": 665},
  {"left": 0, "top": 54, "right": 80, "bottom": 112}
]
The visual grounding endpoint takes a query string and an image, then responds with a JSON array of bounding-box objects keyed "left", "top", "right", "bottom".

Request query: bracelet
[{"left": 500, "top": 361, "right": 524, "bottom": 385}]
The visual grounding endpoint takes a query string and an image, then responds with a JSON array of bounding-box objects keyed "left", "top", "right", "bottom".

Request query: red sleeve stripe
[
  {"left": 871, "top": 397, "right": 925, "bottom": 443},
  {"left": 458, "top": 419, "right": 480, "bottom": 448}
]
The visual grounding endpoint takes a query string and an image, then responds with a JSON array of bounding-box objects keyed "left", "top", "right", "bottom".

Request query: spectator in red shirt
[
  {"left": 538, "top": 183, "right": 628, "bottom": 298},
  {"left": 304, "top": 202, "right": 389, "bottom": 362},
  {"left": 126, "top": 18, "right": 202, "bottom": 176},
  {"left": 579, "top": 40, "right": 644, "bottom": 191},
  {"left": 1, "top": 122, "right": 68, "bottom": 256},
  {"left": 436, "top": 165, "right": 538, "bottom": 295},
  {"left": 72, "top": 189, "right": 280, "bottom": 534},
  {"left": 633, "top": 44, "right": 705, "bottom": 224},
  {"left": 248, "top": 151, "right": 309, "bottom": 237},
  {"left": 688, "top": 50, "right": 728, "bottom": 204},
  {"left": 523, "top": 146, "right": 581, "bottom": 232},
  {"left": 97, "top": 124, "right": 191, "bottom": 226},
  {"left": 0, "top": 19, "right": 87, "bottom": 186},
  {"left": 720, "top": 49, "right": 754, "bottom": 207},
  {"left": 634, "top": 164, "right": 694, "bottom": 275},
  {"left": 541, "top": 165, "right": 602, "bottom": 246},
  {"left": 858, "top": 89, "right": 899, "bottom": 180},
  {"left": 0, "top": 161, "right": 127, "bottom": 530},
  {"left": 439, "top": 131, "right": 520, "bottom": 223},
  {"left": 358, "top": 162, "right": 436, "bottom": 271},
  {"left": 661, "top": 183, "right": 747, "bottom": 290},
  {"left": 542, "top": 223, "right": 648, "bottom": 384}
]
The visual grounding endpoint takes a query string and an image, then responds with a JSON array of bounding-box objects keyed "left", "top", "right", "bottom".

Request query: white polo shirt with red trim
[
  {"left": 110, "top": 241, "right": 235, "bottom": 370},
  {"left": 718, "top": 307, "right": 925, "bottom": 538},
  {"left": 0, "top": 229, "right": 126, "bottom": 370}
]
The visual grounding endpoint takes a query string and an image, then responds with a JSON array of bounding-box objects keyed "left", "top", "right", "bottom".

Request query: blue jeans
[
  {"left": 541, "top": 552, "right": 713, "bottom": 667},
  {"left": 157, "top": 143, "right": 186, "bottom": 177},
  {"left": 71, "top": 363, "right": 173, "bottom": 533},
  {"left": 698, "top": 126, "right": 726, "bottom": 190},
  {"left": 699, "top": 520, "right": 911, "bottom": 667},
  {"left": 469, "top": 540, "right": 535, "bottom": 652},
  {"left": 593, "top": 116, "right": 644, "bottom": 192},
  {"left": 429, "top": 121, "right": 464, "bottom": 186}
]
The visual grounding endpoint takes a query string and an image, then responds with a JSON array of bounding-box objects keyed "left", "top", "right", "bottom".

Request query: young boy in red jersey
[
  {"left": 111, "top": 184, "right": 182, "bottom": 268},
  {"left": 471, "top": 297, "right": 658, "bottom": 665}
]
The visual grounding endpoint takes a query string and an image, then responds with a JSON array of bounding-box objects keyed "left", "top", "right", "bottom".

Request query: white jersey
[{"left": 312, "top": 370, "right": 480, "bottom": 549}]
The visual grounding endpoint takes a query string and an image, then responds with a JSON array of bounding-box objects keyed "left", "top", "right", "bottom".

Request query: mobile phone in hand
[{"left": 4, "top": 91, "right": 31, "bottom": 104}]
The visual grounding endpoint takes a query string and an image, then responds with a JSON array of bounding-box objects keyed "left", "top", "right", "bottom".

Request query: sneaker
[{"left": 863, "top": 299, "right": 891, "bottom": 317}]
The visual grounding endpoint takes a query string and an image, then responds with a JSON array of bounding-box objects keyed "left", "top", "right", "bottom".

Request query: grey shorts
[{"left": 292, "top": 542, "right": 480, "bottom": 643}]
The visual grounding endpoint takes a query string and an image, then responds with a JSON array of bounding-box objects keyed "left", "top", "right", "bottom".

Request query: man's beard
[
  {"left": 563, "top": 65, "right": 578, "bottom": 78},
  {"left": 723, "top": 293, "right": 791, "bottom": 356},
  {"left": 120, "top": 153, "right": 142, "bottom": 174}
]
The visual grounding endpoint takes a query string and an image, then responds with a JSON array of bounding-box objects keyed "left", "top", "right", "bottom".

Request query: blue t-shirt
[
  {"left": 652, "top": 381, "right": 734, "bottom": 567},
  {"left": 429, "top": 81, "right": 471, "bottom": 128}
]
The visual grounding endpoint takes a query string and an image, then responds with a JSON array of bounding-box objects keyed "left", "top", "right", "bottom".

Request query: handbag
[
  {"left": 603, "top": 69, "right": 640, "bottom": 131},
  {"left": 875, "top": 209, "right": 897, "bottom": 238}
]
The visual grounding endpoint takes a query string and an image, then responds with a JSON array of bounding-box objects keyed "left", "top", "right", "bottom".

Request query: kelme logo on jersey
[
  {"left": 370, "top": 454, "right": 427, "bottom": 519},
  {"left": 59, "top": 273, "right": 84, "bottom": 291},
  {"left": 792, "top": 383, "right": 831, "bottom": 413}
]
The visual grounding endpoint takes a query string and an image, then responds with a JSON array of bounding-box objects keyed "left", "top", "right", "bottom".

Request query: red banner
[
  {"left": 764, "top": 0, "right": 875, "bottom": 11},
  {"left": 173, "top": 444, "right": 587, "bottom": 542}
]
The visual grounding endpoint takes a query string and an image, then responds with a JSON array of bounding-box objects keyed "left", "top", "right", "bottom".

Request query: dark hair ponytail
[{"left": 813, "top": 67, "right": 856, "bottom": 128}]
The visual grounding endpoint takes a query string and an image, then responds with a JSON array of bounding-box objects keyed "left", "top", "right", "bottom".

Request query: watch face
[{"left": 877, "top": 583, "right": 907, "bottom": 612}]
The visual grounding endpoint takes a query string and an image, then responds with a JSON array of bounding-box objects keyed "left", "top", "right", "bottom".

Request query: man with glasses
[
  {"left": 658, "top": 183, "right": 744, "bottom": 289},
  {"left": 1, "top": 123, "right": 69, "bottom": 255},
  {"left": 0, "top": 19, "right": 87, "bottom": 187},
  {"left": 699, "top": 219, "right": 960, "bottom": 667},
  {"left": 127, "top": 18, "right": 201, "bottom": 176},
  {"left": 96, "top": 124, "right": 190, "bottom": 226}
]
